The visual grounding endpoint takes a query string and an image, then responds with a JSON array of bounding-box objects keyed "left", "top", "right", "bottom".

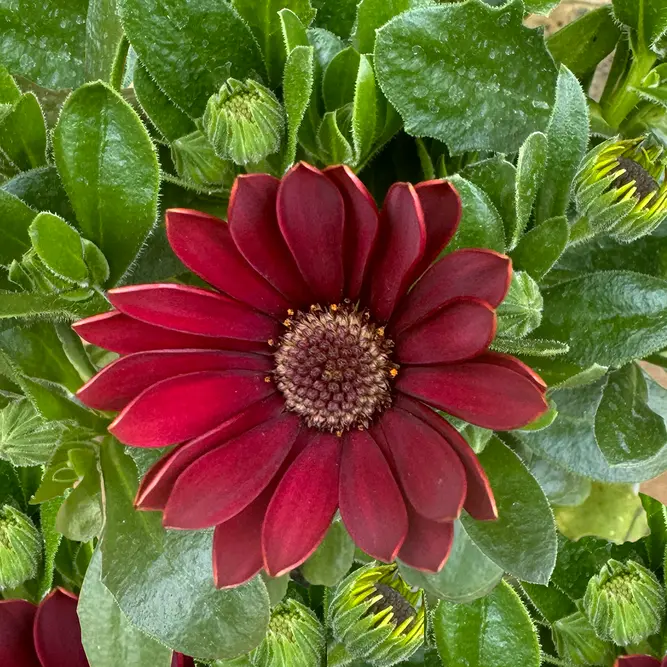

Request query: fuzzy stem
[
  {"left": 110, "top": 36, "right": 130, "bottom": 92},
  {"left": 541, "top": 655, "right": 571, "bottom": 667}
]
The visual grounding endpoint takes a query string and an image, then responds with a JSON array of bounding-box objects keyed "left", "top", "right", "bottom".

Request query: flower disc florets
[{"left": 274, "top": 303, "right": 397, "bottom": 433}]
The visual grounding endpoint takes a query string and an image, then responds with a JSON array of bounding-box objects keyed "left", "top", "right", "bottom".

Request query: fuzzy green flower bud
[
  {"left": 495, "top": 271, "right": 542, "bottom": 339},
  {"left": 248, "top": 598, "right": 324, "bottom": 667},
  {"left": 0, "top": 505, "right": 41, "bottom": 590},
  {"left": 171, "top": 130, "right": 239, "bottom": 190},
  {"left": 327, "top": 563, "right": 425, "bottom": 667},
  {"left": 574, "top": 137, "right": 667, "bottom": 242},
  {"left": 553, "top": 609, "right": 616, "bottom": 666},
  {"left": 203, "top": 78, "right": 285, "bottom": 166},
  {"left": 583, "top": 559, "right": 665, "bottom": 646}
]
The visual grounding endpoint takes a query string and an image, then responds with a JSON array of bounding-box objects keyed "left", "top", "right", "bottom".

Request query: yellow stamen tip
[
  {"left": 330, "top": 304, "right": 338, "bottom": 311},
  {"left": 267, "top": 339, "right": 274, "bottom": 346},
  {"left": 390, "top": 368, "right": 398, "bottom": 378},
  {"left": 336, "top": 430, "right": 343, "bottom": 438},
  {"left": 264, "top": 376, "right": 272, "bottom": 383},
  {"left": 287, "top": 309, "right": 295, "bottom": 316},
  {"left": 377, "top": 327, "right": 385, "bottom": 337},
  {"left": 283, "top": 319, "right": 292, "bottom": 327}
]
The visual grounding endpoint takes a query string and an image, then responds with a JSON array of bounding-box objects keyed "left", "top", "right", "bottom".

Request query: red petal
[
  {"left": 323, "top": 165, "right": 379, "bottom": 300},
  {"left": 368, "top": 183, "right": 426, "bottom": 323},
  {"left": 212, "top": 486, "right": 271, "bottom": 589},
  {"left": 166, "top": 209, "right": 291, "bottom": 317},
  {"left": 381, "top": 408, "right": 467, "bottom": 521},
  {"left": 391, "top": 249, "right": 512, "bottom": 334},
  {"left": 136, "top": 395, "right": 285, "bottom": 510},
  {"left": 412, "top": 180, "right": 461, "bottom": 279},
  {"left": 278, "top": 163, "right": 345, "bottom": 304},
  {"left": 339, "top": 430, "right": 407, "bottom": 562},
  {"left": 172, "top": 654, "right": 195, "bottom": 667},
  {"left": 615, "top": 659, "right": 661, "bottom": 667},
  {"left": 108, "top": 284, "right": 280, "bottom": 342},
  {"left": 72, "top": 311, "right": 268, "bottom": 355},
  {"left": 77, "top": 350, "right": 272, "bottom": 411},
  {"left": 228, "top": 173, "right": 312, "bottom": 305},
  {"left": 398, "top": 504, "right": 455, "bottom": 573},
  {"left": 396, "top": 359, "right": 549, "bottom": 430},
  {"left": 110, "top": 370, "right": 275, "bottom": 447},
  {"left": 262, "top": 433, "right": 342, "bottom": 576},
  {"left": 395, "top": 395, "right": 497, "bottom": 520},
  {"left": 0, "top": 599, "right": 40, "bottom": 667},
  {"left": 163, "top": 414, "right": 301, "bottom": 529},
  {"left": 476, "top": 351, "right": 547, "bottom": 391},
  {"left": 395, "top": 297, "right": 496, "bottom": 365},
  {"left": 34, "top": 588, "right": 88, "bottom": 667}
]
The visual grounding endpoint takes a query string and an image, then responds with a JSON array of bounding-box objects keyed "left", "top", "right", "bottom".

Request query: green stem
[
  {"left": 604, "top": 47, "right": 656, "bottom": 129},
  {"left": 110, "top": 36, "right": 130, "bottom": 92},
  {"left": 541, "top": 655, "right": 571, "bottom": 667},
  {"left": 327, "top": 641, "right": 353, "bottom": 667}
]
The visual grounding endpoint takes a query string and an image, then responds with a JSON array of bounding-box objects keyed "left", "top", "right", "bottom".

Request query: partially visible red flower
[
  {"left": 0, "top": 588, "right": 193, "bottom": 666},
  {"left": 74, "top": 163, "right": 548, "bottom": 587},
  {"left": 615, "top": 656, "right": 667, "bottom": 667}
]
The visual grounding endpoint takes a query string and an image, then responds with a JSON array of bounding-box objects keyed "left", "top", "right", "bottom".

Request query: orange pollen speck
[
  {"left": 283, "top": 319, "right": 292, "bottom": 327},
  {"left": 390, "top": 368, "right": 398, "bottom": 378},
  {"left": 264, "top": 376, "right": 272, "bottom": 383},
  {"left": 287, "top": 309, "right": 295, "bottom": 316}
]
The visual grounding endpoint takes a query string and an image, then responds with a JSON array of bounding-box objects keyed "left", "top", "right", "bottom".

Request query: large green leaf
[
  {"left": 311, "top": 0, "right": 357, "bottom": 38},
  {"left": 100, "top": 439, "right": 270, "bottom": 660},
  {"left": 84, "top": 0, "right": 124, "bottom": 82},
  {"left": 461, "top": 437, "right": 557, "bottom": 585},
  {"left": 302, "top": 519, "right": 354, "bottom": 587},
  {"left": 283, "top": 45, "right": 315, "bottom": 171},
  {"left": 232, "top": 0, "right": 316, "bottom": 88},
  {"left": 433, "top": 581, "right": 541, "bottom": 667},
  {"left": 0, "top": 0, "right": 88, "bottom": 89},
  {"left": 612, "top": 0, "right": 667, "bottom": 53},
  {"left": 79, "top": 549, "right": 173, "bottom": 667},
  {"left": 399, "top": 520, "right": 503, "bottom": 603},
  {"left": 0, "top": 93, "right": 47, "bottom": 172},
  {"left": 535, "top": 66, "right": 589, "bottom": 224},
  {"left": 374, "top": 0, "right": 557, "bottom": 154},
  {"left": 511, "top": 216, "right": 569, "bottom": 281},
  {"left": 0, "top": 189, "right": 37, "bottom": 264},
  {"left": 53, "top": 81, "right": 159, "bottom": 285},
  {"left": 119, "top": 0, "right": 265, "bottom": 117},
  {"left": 538, "top": 271, "right": 667, "bottom": 367}
]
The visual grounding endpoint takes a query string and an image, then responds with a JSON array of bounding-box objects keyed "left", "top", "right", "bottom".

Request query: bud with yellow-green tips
[
  {"left": 0, "top": 505, "right": 41, "bottom": 590},
  {"left": 552, "top": 608, "right": 616, "bottom": 666},
  {"left": 583, "top": 559, "right": 665, "bottom": 647},
  {"left": 327, "top": 563, "right": 425, "bottom": 667},
  {"left": 573, "top": 137, "right": 667, "bottom": 243},
  {"left": 203, "top": 78, "right": 285, "bottom": 166}
]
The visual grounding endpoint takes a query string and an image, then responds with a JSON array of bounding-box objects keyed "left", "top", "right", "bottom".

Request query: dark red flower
[
  {"left": 615, "top": 656, "right": 667, "bottom": 667},
  {"left": 0, "top": 588, "right": 193, "bottom": 667},
  {"left": 74, "top": 163, "right": 548, "bottom": 587}
]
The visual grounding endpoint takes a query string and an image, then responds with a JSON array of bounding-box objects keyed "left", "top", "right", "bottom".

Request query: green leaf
[
  {"left": 259, "top": 572, "right": 289, "bottom": 606},
  {"left": 548, "top": 6, "right": 621, "bottom": 78},
  {"left": 317, "top": 111, "right": 354, "bottom": 164},
  {"left": 280, "top": 8, "right": 310, "bottom": 52},
  {"left": 595, "top": 364, "right": 667, "bottom": 465},
  {"left": 3, "top": 166, "right": 76, "bottom": 223},
  {"left": 56, "top": 462, "right": 103, "bottom": 542},
  {"left": 641, "top": 494, "right": 667, "bottom": 571},
  {"left": 514, "top": 375, "right": 667, "bottom": 483},
  {"left": 79, "top": 548, "right": 173, "bottom": 667},
  {"left": 302, "top": 519, "right": 354, "bottom": 587},
  {"left": 283, "top": 46, "right": 315, "bottom": 169},
  {"left": 0, "top": 399, "right": 63, "bottom": 467},
  {"left": 29, "top": 213, "right": 88, "bottom": 284},
  {"left": 84, "top": 0, "right": 124, "bottom": 82},
  {"left": 513, "top": 131, "right": 548, "bottom": 249},
  {"left": 53, "top": 81, "right": 159, "bottom": 285},
  {"left": 352, "top": 0, "right": 433, "bottom": 54},
  {"left": 460, "top": 157, "right": 516, "bottom": 243},
  {"left": 521, "top": 582, "right": 576, "bottom": 624},
  {"left": 323, "top": 47, "right": 360, "bottom": 111},
  {"left": 612, "top": 0, "right": 667, "bottom": 54},
  {"left": 0, "top": 0, "right": 88, "bottom": 89},
  {"left": 0, "top": 189, "right": 37, "bottom": 264},
  {"left": 133, "top": 62, "right": 196, "bottom": 142},
  {"left": 511, "top": 216, "right": 569, "bottom": 281},
  {"left": 311, "top": 0, "right": 357, "bottom": 38},
  {"left": 100, "top": 438, "right": 270, "bottom": 660},
  {"left": 535, "top": 66, "right": 589, "bottom": 224},
  {"left": 0, "top": 459, "right": 22, "bottom": 508},
  {"left": 554, "top": 482, "right": 650, "bottom": 544},
  {"left": 232, "top": 0, "right": 316, "bottom": 88},
  {"left": 351, "top": 54, "right": 377, "bottom": 165},
  {"left": 0, "top": 93, "right": 48, "bottom": 172},
  {"left": 0, "top": 66, "right": 21, "bottom": 104},
  {"left": 119, "top": 0, "right": 265, "bottom": 117},
  {"left": 308, "top": 27, "right": 345, "bottom": 75},
  {"left": 461, "top": 437, "right": 557, "bottom": 585},
  {"left": 0, "top": 291, "right": 84, "bottom": 320},
  {"left": 399, "top": 520, "right": 503, "bottom": 603},
  {"left": 445, "top": 175, "right": 505, "bottom": 254},
  {"left": 433, "top": 581, "right": 540, "bottom": 667},
  {"left": 37, "top": 498, "right": 63, "bottom": 598},
  {"left": 538, "top": 271, "right": 667, "bottom": 367},
  {"left": 374, "top": 0, "right": 557, "bottom": 154},
  {"left": 490, "top": 336, "right": 570, "bottom": 358}
]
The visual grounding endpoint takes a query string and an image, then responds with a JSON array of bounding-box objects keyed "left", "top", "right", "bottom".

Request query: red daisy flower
[
  {"left": 74, "top": 163, "right": 548, "bottom": 587},
  {"left": 615, "top": 656, "right": 667, "bottom": 667},
  {"left": 0, "top": 588, "right": 193, "bottom": 666}
]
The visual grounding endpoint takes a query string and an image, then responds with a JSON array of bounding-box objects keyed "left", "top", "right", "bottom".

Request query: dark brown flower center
[
  {"left": 367, "top": 583, "right": 415, "bottom": 627},
  {"left": 273, "top": 304, "right": 396, "bottom": 433},
  {"left": 614, "top": 157, "right": 659, "bottom": 200}
]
